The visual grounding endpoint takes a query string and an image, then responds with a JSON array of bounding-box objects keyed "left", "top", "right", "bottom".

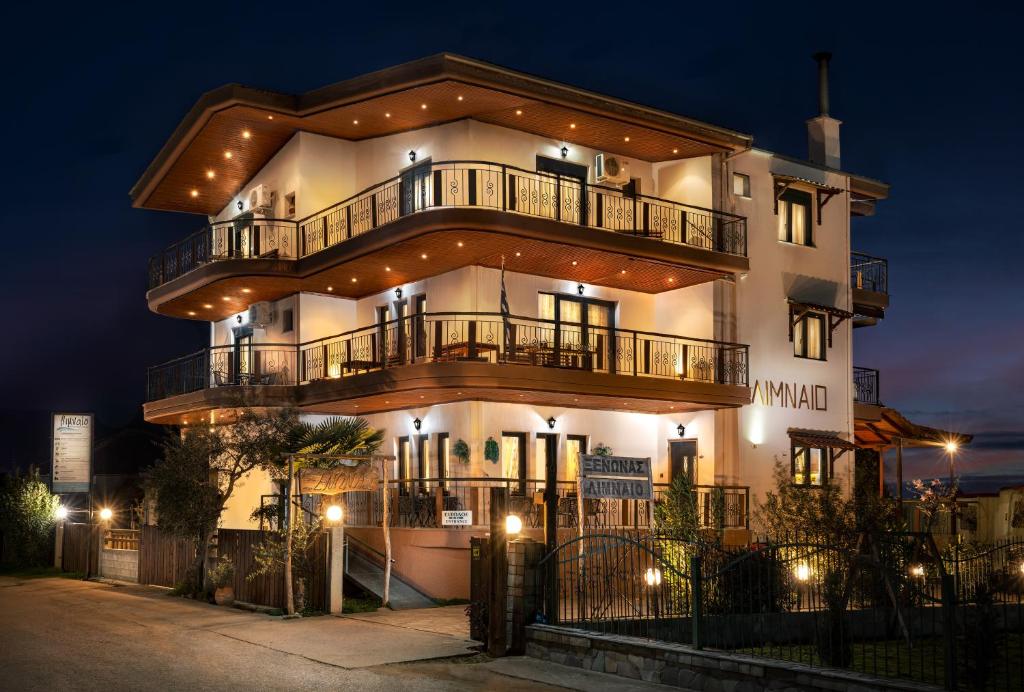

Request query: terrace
[{"left": 851, "top": 251, "right": 889, "bottom": 323}]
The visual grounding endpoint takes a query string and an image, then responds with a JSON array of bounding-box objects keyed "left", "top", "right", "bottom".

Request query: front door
[
  {"left": 669, "top": 440, "right": 697, "bottom": 485},
  {"left": 399, "top": 161, "right": 431, "bottom": 216}
]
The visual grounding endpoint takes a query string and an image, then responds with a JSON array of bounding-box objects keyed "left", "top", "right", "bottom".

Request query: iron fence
[
  {"left": 851, "top": 252, "right": 888, "bottom": 294},
  {"left": 853, "top": 366, "right": 880, "bottom": 405},
  {"left": 148, "top": 160, "right": 748, "bottom": 289},
  {"left": 539, "top": 531, "right": 1024, "bottom": 690}
]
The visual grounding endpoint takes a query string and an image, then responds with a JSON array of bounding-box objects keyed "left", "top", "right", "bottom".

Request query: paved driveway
[{"left": 0, "top": 577, "right": 677, "bottom": 691}]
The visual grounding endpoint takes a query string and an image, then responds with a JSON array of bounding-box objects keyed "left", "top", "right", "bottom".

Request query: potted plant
[
  {"left": 484, "top": 437, "right": 500, "bottom": 464},
  {"left": 593, "top": 442, "right": 612, "bottom": 457},
  {"left": 209, "top": 558, "right": 236, "bottom": 606},
  {"left": 453, "top": 438, "right": 470, "bottom": 465}
]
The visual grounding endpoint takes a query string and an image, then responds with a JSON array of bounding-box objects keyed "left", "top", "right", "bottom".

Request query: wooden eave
[{"left": 854, "top": 406, "right": 972, "bottom": 450}]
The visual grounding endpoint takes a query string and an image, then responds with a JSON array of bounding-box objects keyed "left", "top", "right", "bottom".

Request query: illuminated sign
[
  {"left": 52, "top": 413, "right": 93, "bottom": 493},
  {"left": 749, "top": 380, "right": 827, "bottom": 411}
]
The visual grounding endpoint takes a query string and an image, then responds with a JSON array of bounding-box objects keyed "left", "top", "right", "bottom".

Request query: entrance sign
[
  {"left": 578, "top": 454, "right": 654, "bottom": 500},
  {"left": 442, "top": 510, "right": 473, "bottom": 526},
  {"left": 52, "top": 413, "right": 93, "bottom": 493},
  {"left": 299, "top": 460, "right": 379, "bottom": 495}
]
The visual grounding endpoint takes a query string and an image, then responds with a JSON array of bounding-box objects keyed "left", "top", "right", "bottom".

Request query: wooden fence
[
  {"left": 138, "top": 525, "right": 194, "bottom": 588},
  {"left": 218, "top": 528, "right": 328, "bottom": 611},
  {"left": 61, "top": 522, "right": 97, "bottom": 575}
]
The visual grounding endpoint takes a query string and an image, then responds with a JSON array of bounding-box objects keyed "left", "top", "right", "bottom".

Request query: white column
[{"left": 328, "top": 525, "right": 345, "bottom": 615}]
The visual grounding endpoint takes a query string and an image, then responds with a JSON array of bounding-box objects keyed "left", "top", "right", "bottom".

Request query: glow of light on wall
[
  {"left": 748, "top": 409, "right": 765, "bottom": 446},
  {"left": 328, "top": 363, "right": 341, "bottom": 379}
]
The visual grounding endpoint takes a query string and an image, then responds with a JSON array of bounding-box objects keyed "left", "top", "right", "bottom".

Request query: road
[{"left": 0, "top": 576, "right": 673, "bottom": 691}]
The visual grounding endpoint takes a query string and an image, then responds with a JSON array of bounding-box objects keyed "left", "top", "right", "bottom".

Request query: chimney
[{"left": 806, "top": 51, "right": 841, "bottom": 169}]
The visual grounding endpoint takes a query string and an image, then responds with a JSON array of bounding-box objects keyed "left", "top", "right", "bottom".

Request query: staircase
[{"left": 345, "top": 536, "right": 435, "bottom": 610}]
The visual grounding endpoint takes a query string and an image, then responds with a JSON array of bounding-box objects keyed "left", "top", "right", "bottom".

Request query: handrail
[{"left": 148, "top": 159, "right": 749, "bottom": 289}]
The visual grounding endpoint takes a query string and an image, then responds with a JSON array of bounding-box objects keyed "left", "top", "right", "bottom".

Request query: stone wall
[
  {"left": 99, "top": 548, "right": 139, "bottom": 582},
  {"left": 526, "top": 624, "right": 937, "bottom": 692}
]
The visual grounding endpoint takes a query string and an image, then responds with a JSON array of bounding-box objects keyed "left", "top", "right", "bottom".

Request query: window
[
  {"left": 416, "top": 434, "right": 429, "bottom": 493},
  {"left": 565, "top": 435, "right": 587, "bottom": 481},
  {"left": 281, "top": 308, "right": 294, "bottom": 334},
  {"left": 397, "top": 436, "right": 411, "bottom": 495},
  {"left": 793, "top": 313, "right": 826, "bottom": 360},
  {"left": 732, "top": 173, "right": 750, "bottom": 198},
  {"left": 778, "top": 189, "right": 812, "bottom": 246},
  {"left": 502, "top": 433, "right": 527, "bottom": 494},
  {"left": 792, "top": 446, "right": 828, "bottom": 487},
  {"left": 284, "top": 192, "right": 296, "bottom": 218},
  {"left": 436, "top": 433, "right": 450, "bottom": 490}
]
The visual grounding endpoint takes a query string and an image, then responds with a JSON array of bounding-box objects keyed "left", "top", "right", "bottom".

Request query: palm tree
[{"left": 285, "top": 416, "right": 384, "bottom": 464}]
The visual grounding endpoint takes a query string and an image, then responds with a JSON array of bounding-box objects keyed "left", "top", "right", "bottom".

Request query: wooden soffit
[
  {"left": 131, "top": 53, "right": 752, "bottom": 215},
  {"left": 854, "top": 407, "right": 973, "bottom": 450}
]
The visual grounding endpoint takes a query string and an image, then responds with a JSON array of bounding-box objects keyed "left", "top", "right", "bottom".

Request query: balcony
[
  {"left": 146, "top": 160, "right": 749, "bottom": 319},
  {"left": 851, "top": 252, "right": 889, "bottom": 324},
  {"left": 144, "top": 312, "right": 750, "bottom": 423},
  {"left": 853, "top": 366, "right": 881, "bottom": 416},
  {"left": 262, "top": 478, "right": 750, "bottom": 531}
]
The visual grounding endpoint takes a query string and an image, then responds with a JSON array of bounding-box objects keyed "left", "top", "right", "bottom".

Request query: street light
[
  {"left": 644, "top": 567, "right": 662, "bottom": 587},
  {"left": 505, "top": 514, "right": 523, "bottom": 536},
  {"left": 54, "top": 506, "right": 69, "bottom": 521},
  {"left": 325, "top": 504, "right": 344, "bottom": 524},
  {"left": 945, "top": 439, "right": 960, "bottom": 541}
]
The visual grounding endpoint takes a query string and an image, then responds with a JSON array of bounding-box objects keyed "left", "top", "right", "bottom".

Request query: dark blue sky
[{"left": 1, "top": 3, "right": 1020, "bottom": 481}]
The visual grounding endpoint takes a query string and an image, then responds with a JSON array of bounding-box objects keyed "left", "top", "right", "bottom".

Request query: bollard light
[
  {"left": 505, "top": 514, "right": 523, "bottom": 536},
  {"left": 909, "top": 564, "right": 925, "bottom": 579},
  {"left": 55, "top": 506, "right": 69, "bottom": 521},
  {"left": 99, "top": 507, "right": 113, "bottom": 521},
  {"left": 794, "top": 563, "right": 811, "bottom": 582},
  {"left": 644, "top": 567, "right": 662, "bottom": 587},
  {"left": 325, "top": 504, "right": 344, "bottom": 524}
]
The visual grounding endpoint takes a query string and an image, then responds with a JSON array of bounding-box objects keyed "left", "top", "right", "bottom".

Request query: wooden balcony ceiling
[
  {"left": 131, "top": 54, "right": 751, "bottom": 215},
  {"left": 854, "top": 406, "right": 973, "bottom": 450},
  {"left": 151, "top": 228, "right": 729, "bottom": 320}
]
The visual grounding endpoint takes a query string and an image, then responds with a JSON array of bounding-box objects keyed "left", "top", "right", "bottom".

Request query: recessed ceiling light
[
  {"left": 668, "top": 277, "right": 675, "bottom": 283},
  {"left": 457, "top": 95, "right": 464, "bottom": 101},
  {"left": 385, "top": 266, "right": 391, "bottom": 271},
  {"left": 190, "top": 189, "right": 199, "bottom": 197},
  {"left": 457, "top": 241, "right": 464, "bottom": 247},
  {"left": 515, "top": 251, "right": 521, "bottom": 257},
  {"left": 420, "top": 103, "right": 427, "bottom": 110},
  {"left": 187, "top": 311, "right": 196, "bottom": 316},
  {"left": 221, "top": 296, "right": 230, "bottom": 301},
  {"left": 267, "top": 115, "right": 274, "bottom": 120},
  {"left": 326, "top": 286, "right": 333, "bottom": 292},
  {"left": 242, "top": 130, "right": 251, "bottom": 139},
  {"left": 206, "top": 170, "right": 215, "bottom": 179},
  {"left": 672, "top": 148, "right": 679, "bottom": 154},
  {"left": 353, "top": 119, "right": 359, "bottom": 125},
  {"left": 385, "top": 112, "right": 391, "bottom": 118},
  {"left": 624, "top": 136, "right": 630, "bottom": 142},
  {"left": 241, "top": 288, "right": 251, "bottom": 294},
  {"left": 224, "top": 151, "right": 232, "bottom": 159},
  {"left": 571, "top": 260, "right": 578, "bottom": 266},
  {"left": 621, "top": 269, "right": 626, "bottom": 274},
  {"left": 421, "top": 253, "right": 428, "bottom": 259},
  {"left": 203, "top": 304, "right": 213, "bottom": 309},
  {"left": 570, "top": 123, "right": 576, "bottom": 129},
  {"left": 350, "top": 277, "right": 357, "bottom": 283}
]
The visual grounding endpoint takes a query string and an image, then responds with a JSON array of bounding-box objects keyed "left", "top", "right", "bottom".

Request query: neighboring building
[{"left": 135, "top": 53, "right": 947, "bottom": 598}]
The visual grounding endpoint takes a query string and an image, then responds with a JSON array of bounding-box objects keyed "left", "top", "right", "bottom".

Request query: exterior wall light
[
  {"left": 408, "top": 150, "right": 416, "bottom": 162},
  {"left": 577, "top": 283, "right": 585, "bottom": 296},
  {"left": 560, "top": 146, "right": 568, "bottom": 158},
  {"left": 505, "top": 514, "right": 523, "bottom": 536},
  {"left": 237, "top": 200, "right": 244, "bottom": 211},
  {"left": 644, "top": 567, "right": 662, "bottom": 587},
  {"left": 99, "top": 507, "right": 113, "bottom": 522},
  {"left": 55, "top": 506, "right": 69, "bottom": 521},
  {"left": 794, "top": 563, "right": 811, "bottom": 582},
  {"left": 325, "top": 504, "right": 344, "bottom": 523},
  {"left": 395, "top": 287, "right": 403, "bottom": 299},
  {"left": 548, "top": 417, "right": 556, "bottom": 430},
  {"left": 677, "top": 424, "right": 686, "bottom": 438},
  {"left": 413, "top": 417, "right": 422, "bottom": 431},
  {"left": 909, "top": 564, "right": 925, "bottom": 579}
]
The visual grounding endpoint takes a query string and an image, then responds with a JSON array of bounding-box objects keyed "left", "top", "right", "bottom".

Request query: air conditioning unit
[
  {"left": 248, "top": 301, "right": 275, "bottom": 327},
  {"left": 248, "top": 184, "right": 274, "bottom": 211},
  {"left": 595, "top": 153, "right": 631, "bottom": 185}
]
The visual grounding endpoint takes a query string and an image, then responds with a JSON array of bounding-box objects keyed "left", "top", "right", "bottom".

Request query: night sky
[{"left": 1, "top": 4, "right": 1020, "bottom": 484}]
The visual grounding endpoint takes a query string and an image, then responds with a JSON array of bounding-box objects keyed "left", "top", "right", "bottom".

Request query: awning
[
  {"left": 854, "top": 407, "right": 973, "bottom": 450},
  {"left": 788, "top": 299, "right": 853, "bottom": 347},
  {"left": 773, "top": 175, "right": 844, "bottom": 224},
  {"left": 789, "top": 429, "right": 858, "bottom": 451}
]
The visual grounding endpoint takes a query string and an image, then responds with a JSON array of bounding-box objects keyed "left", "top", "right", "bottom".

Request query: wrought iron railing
[
  {"left": 851, "top": 251, "right": 888, "bottom": 294},
  {"left": 148, "top": 160, "right": 748, "bottom": 289},
  {"left": 259, "top": 478, "right": 749, "bottom": 531},
  {"left": 852, "top": 366, "right": 880, "bottom": 405},
  {"left": 146, "top": 312, "right": 749, "bottom": 402}
]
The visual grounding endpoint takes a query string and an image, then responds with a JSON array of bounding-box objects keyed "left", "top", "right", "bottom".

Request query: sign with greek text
[
  {"left": 299, "top": 461, "right": 379, "bottom": 495},
  {"left": 52, "top": 413, "right": 93, "bottom": 493},
  {"left": 579, "top": 454, "right": 653, "bottom": 500},
  {"left": 580, "top": 477, "right": 653, "bottom": 500},
  {"left": 580, "top": 455, "right": 652, "bottom": 478}
]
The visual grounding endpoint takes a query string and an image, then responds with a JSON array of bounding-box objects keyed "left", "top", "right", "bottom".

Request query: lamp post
[
  {"left": 325, "top": 503, "right": 345, "bottom": 615},
  {"left": 945, "top": 440, "right": 959, "bottom": 540}
]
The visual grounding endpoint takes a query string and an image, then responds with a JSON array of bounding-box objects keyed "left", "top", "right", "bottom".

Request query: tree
[
  {"left": 147, "top": 408, "right": 296, "bottom": 595},
  {"left": 0, "top": 468, "right": 59, "bottom": 568}
]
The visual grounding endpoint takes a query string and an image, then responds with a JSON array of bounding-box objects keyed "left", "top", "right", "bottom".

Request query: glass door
[
  {"left": 399, "top": 161, "right": 431, "bottom": 216},
  {"left": 542, "top": 294, "right": 613, "bottom": 371}
]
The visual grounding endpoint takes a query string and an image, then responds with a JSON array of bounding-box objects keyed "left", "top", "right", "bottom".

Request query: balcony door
[
  {"left": 399, "top": 160, "right": 431, "bottom": 216},
  {"left": 669, "top": 439, "right": 697, "bottom": 485},
  {"left": 540, "top": 293, "right": 614, "bottom": 372},
  {"left": 232, "top": 326, "right": 254, "bottom": 385}
]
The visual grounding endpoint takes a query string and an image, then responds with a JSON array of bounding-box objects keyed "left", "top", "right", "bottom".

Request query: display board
[{"left": 52, "top": 413, "right": 93, "bottom": 493}]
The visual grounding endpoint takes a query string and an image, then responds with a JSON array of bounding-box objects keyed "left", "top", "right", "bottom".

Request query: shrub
[{"left": 208, "top": 558, "right": 235, "bottom": 589}]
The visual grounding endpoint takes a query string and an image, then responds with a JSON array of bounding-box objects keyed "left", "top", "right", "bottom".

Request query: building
[{"left": 136, "top": 53, "right": 942, "bottom": 598}]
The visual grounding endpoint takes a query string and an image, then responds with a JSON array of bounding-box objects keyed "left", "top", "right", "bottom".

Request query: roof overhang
[
  {"left": 854, "top": 406, "right": 973, "bottom": 450},
  {"left": 131, "top": 53, "right": 753, "bottom": 215}
]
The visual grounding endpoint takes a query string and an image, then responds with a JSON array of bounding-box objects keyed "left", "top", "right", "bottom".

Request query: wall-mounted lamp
[
  {"left": 236, "top": 315, "right": 243, "bottom": 324},
  {"left": 677, "top": 424, "right": 686, "bottom": 438},
  {"left": 237, "top": 200, "right": 244, "bottom": 211},
  {"left": 408, "top": 150, "right": 417, "bottom": 162},
  {"left": 99, "top": 507, "right": 113, "bottom": 522},
  {"left": 560, "top": 146, "right": 569, "bottom": 159},
  {"left": 547, "top": 416, "right": 556, "bottom": 430},
  {"left": 395, "top": 286, "right": 403, "bottom": 300},
  {"left": 413, "top": 417, "right": 421, "bottom": 431},
  {"left": 577, "top": 283, "right": 585, "bottom": 296}
]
